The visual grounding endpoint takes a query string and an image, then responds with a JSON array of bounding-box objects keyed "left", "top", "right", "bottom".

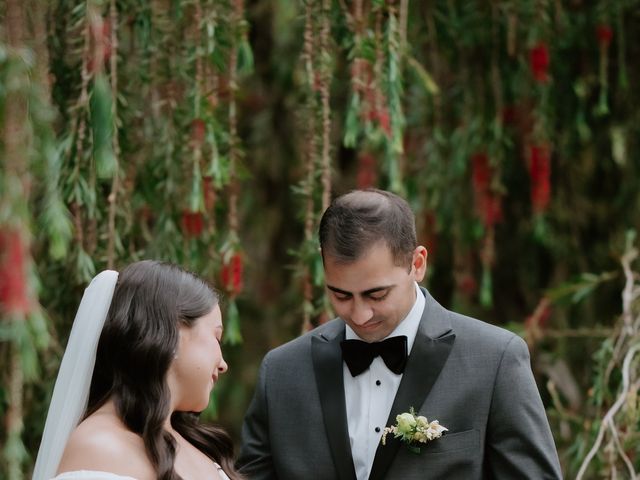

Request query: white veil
[{"left": 32, "top": 270, "right": 119, "bottom": 480}]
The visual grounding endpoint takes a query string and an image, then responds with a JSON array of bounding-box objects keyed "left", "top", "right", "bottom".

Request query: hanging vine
[{"left": 2, "top": 2, "right": 640, "bottom": 478}]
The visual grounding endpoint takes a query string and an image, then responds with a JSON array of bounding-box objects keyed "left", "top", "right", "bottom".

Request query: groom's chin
[{"left": 350, "top": 321, "right": 389, "bottom": 342}]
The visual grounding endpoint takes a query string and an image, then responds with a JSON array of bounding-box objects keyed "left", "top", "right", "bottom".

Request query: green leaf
[
  {"left": 3, "top": 431, "right": 28, "bottom": 476},
  {"left": 27, "top": 309, "right": 50, "bottom": 351},
  {"left": 237, "top": 38, "right": 254, "bottom": 77},
  {"left": 189, "top": 159, "right": 204, "bottom": 212},
  {"left": 546, "top": 272, "right": 618, "bottom": 305},
  {"left": 406, "top": 56, "right": 440, "bottom": 95},
  {"left": 343, "top": 94, "right": 361, "bottom": 148},
  {"left": 40, "top": 196, "right": 73, "bottom": 260},
  {"left": 223, "top": 300, "right": 243, "bottom": 345},
  {"left": 480, "top": 266, "right": 493, "bottom": 308},
  {"left": 76, "top": 248, "right": 96, "bottom": 284},
  {"left": 313, "top": 252, "right": 324, "bottom": 287},
  {"left": 90, "top": 74, "right": 116, "bottom": 179}
]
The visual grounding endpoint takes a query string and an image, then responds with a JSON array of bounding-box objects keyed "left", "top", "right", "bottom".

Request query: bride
[{"left": 33, "top": 260, "right": 243, "bottom": 480}]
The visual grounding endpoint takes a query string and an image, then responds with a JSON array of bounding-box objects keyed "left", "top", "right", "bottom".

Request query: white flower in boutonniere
[{"left": 380, "top": 407, "right": 448, "bottom": 454}]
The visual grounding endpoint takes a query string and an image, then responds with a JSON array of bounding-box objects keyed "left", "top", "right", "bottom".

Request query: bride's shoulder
[{"left": 56, "top": 411, "right": 154, "bottom": 480}]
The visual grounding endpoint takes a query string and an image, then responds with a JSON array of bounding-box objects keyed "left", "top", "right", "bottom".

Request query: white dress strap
[
  {"left": 51, "top": 463, "right": 229, "bottom": 479},
  {"left": 50, "top": 472, "right": 137, "bottom": 480},
  {"left": 214, "top": 462, "right": 231, "bottom": 480}
]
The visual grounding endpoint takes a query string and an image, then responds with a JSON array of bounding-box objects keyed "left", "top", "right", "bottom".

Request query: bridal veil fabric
[{"left": 33, "top": 271, "right": 119, "bottom": 480}]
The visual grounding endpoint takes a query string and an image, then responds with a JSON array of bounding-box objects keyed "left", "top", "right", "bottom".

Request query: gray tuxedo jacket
[{"left": 238, "top": 288, "right": 562, "bottom": 479}]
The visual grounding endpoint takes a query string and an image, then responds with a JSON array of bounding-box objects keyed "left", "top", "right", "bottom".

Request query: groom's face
[{"left": 324, "top": 241, "right": 427, "bottom": 342}]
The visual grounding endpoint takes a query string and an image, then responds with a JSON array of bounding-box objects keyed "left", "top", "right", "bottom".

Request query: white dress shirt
[{"left": 343, "top": 282, "right": 425, "bottom": 480}]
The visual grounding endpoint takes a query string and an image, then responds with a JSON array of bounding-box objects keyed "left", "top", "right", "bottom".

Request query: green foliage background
[{"left": 1, "top": 0, "right": 639, "bottom": 478}]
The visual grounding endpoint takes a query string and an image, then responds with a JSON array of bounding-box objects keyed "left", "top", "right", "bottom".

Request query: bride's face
[{"left": 168, "top": 305, "right": 228, "bottom": 412}]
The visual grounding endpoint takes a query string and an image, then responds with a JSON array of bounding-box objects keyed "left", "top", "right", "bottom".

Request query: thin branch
[
  {"left": 576, "top": 342, "right": 640, "bottom": 479},
  {"left": 301, "top": 0, "right": 317, "bottom": 334},
  {"left": 399, "top": 0, "right": 408, "bottom": 49},
  {"left": 228, "top": 0, "right": 243, "bottom": 237},
  {"left": 320, "top": 0, "right": 332, "bottom": 212},
  {"left": 106, "top": 0, "right": 120, "bottom": 269},
  {"left": 607, "top": 416, "right": 636, "bottom": 479}
]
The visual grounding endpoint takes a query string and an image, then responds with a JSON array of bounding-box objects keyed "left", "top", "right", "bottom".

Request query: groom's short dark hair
[{"left": 319, "top": 188, "right": 417, "bottom": 268}]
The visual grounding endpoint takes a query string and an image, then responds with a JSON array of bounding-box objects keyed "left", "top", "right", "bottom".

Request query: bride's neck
[
  {"left": 93, "top": 397, "right": 177, "bottom": 436},
  {"left": 93, "top": 398, "right": 118, "bottom": 416}
]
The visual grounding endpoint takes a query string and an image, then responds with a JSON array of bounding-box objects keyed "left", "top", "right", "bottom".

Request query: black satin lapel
[
  {"left": 368, "top": 332, "right": 456, "bottom": 480},
  {"left": 311, "top": 335, "right": 357, "bottom": 480}
]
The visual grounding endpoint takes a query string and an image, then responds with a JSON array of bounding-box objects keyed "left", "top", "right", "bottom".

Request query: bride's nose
[{"left": 218, "top": 357, "right": 228, "bottom": 374}]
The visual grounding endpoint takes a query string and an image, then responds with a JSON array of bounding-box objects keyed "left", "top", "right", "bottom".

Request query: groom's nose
[{"left": 350, "top": 299, "right": 374, "bottom": 325}]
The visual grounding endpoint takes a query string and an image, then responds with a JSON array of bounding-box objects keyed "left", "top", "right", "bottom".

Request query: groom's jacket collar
[{"left": 417, "top": 286, "right": 454, "bottom": 340}]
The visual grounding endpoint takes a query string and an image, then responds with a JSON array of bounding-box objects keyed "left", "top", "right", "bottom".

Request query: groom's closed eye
[
  {"left": 328, "top": 286, "right": 393, "bottom": 302},
  {"left": 333, "top": 292, "right": 352, "bottom": 301},
  {"left": 368, "top": 291, "right": 389, "bottom": 301}
]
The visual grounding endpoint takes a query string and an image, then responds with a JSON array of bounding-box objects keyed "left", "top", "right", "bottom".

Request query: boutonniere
[{"left": 380, "top": 407, "right": 448, "bottom": 454}]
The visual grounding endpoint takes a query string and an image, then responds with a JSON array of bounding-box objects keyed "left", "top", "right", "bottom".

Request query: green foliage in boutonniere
[{"left": 380, "top": 407, "right": 448, "bottom": 454}]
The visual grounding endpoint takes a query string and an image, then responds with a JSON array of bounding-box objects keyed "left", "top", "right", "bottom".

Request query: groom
[{"left": 238, "top": 189, "right": 562, "bottom": 479}]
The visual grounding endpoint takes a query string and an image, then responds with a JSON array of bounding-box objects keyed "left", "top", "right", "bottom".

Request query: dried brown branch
[
  {"left": 320, "top": 0, "right": 332, "bottom": 212},
  {"left": 575, "top": 243, "right": 640, "bottom": 479},
  {"left": 576, "top": 343, "right": 639, "bottom": 479},
  {"left": 6, "top": 347, "right": 24, "bottom": 480},
  {"left": 106, "top": 0, "right": 120, "bottom": 269},
  {"left": 300, "top": 0, "right": 317, "bottom": 334},
  {"left": 227, "top": 0, "right": 243, "bottom": 236},
  {"left": 399, "top": 0, "right": 408, "bottom": 49}
]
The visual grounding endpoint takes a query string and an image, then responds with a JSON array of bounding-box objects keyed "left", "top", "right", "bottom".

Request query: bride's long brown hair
[{"left": 86, "top": 260, "right": 243, "bottom": 480}]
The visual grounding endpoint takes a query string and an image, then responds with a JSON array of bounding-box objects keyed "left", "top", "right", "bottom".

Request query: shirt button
[
  {"left": 376, "top": 380, "right": 381, "bottom": 386},
  {"left": 375, "top": 427, "right": 381, "bottom": 433}
]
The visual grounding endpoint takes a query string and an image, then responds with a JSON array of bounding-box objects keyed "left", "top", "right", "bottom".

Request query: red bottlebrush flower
[
  {"left": 472, "top": 153, "right": 491, "bottom": 192},
  {"left": 221, "top": 253, "right": 243, "bottom": 296},
  {"left": 524, "top": 297, "right": 552, "bottom": 333},
  {"left": 367, "top": 108, "right": 391, "bottom": 137},
  {"left": 458, "top": 273, "right": 478, "bottom": 297},
  {"left": 501, "top": 105, "right": 518, "bottom": 125},
  {"left": 529, "top": 145, "right": 551, "bottom": 214},
  {"left": 471, "top": 153, "right": 503, "bottom": 228},
  {"left": 87, "top": 16, "right": 111, "bottom": 74},
  {"left": 202, "top": 176, "right": 216, "bottom": 212},
  {"left": 377, "top": 109, "right": 391, "bottom": 137},
  {"left": 350, "top": 59, "right": 373, "bottom": 97},
  {"left": 312, "top": 72, "right": 323, "bottom": 93},
  {"left": 356, "top": 152, "right": 377, "bottom": 189},
  {"left": 596, "top": 24, "right": 613, "bottom": 47},
  {"left": 480, "top": 195, "right": 503, "bottom": 227},
  {"left": 102, "top": 19, "right": 112, "bottom": 63},
  {"left": 0, "top": 229, "right": 31, "bottom": 315},
  {"left": 181, "top": 210, "right": 204, "bottom": 237},
  {"left": 529, "top": 42, "right": 550, "bottom": 83},
  {"left": 190, "top": 119, "right": 206, "bottom": 145}
]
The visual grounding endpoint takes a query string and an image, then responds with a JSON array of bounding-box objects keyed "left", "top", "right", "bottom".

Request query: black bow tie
[{"left": 340, "top": 336, "right": 408, "bottom": 377}]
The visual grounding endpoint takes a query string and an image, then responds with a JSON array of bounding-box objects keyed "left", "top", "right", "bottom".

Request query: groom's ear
[{"left": 411, "top": 246, "right": 428, "bottom": 281}]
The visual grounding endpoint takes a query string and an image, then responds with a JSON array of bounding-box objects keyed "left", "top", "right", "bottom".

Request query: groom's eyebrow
[{"left": 327, "top": 285, "right": 393, "bottom": 296}]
